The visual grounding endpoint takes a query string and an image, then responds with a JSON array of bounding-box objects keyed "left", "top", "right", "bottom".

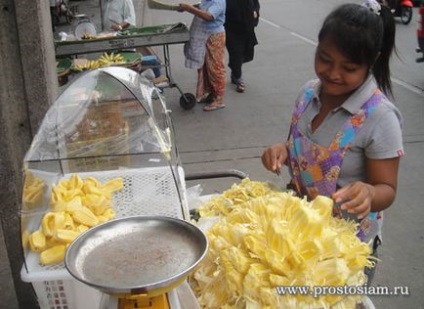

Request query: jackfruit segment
[
  {"left": 191, "top": 179, "right": 373, "bottom": 309},
  {"left": 22, "top": 171, "right": 46, "bottom": 209},
  {"left": 27, "top": 174, "right": 123, "bottom": 265}
]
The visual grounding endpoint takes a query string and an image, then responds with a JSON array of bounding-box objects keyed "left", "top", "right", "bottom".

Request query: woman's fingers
[
  {"left": 261, "top": 144, "right": 285, "bottom": 173},
  {"left": 333, "top": 182, "right": 372, "bottom": 219}
]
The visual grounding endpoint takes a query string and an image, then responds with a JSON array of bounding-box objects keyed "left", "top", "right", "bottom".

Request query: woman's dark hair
[{"left": 318, "top": 3, "right": 396, "bottom": 96}]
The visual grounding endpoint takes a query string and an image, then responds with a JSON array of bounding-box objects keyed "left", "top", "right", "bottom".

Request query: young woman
[
  {"left": 262, "top": 0, "right": 404, "bottom": 283},
  {"left": 179, "top": 0, "right": 227, "bottom": 111}
]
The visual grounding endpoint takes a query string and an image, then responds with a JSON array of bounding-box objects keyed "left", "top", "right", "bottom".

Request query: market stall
[
  {"left": 19, "top": 65, "right": 377, "bottom": 309},
  {"left": 20, "top": 67, "right": 196, "bottom": 308},
  {"left": 55, "top": 23, "right": 197, "bottom": 109}
]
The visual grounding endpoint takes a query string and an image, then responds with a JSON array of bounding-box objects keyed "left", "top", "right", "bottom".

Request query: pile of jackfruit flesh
[{"left": 191, "top": 179, "right": 374, "bottom": 309}]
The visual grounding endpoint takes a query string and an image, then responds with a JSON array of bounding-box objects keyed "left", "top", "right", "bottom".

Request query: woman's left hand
[{"left": 332, "top": 181, "right": 375, "bottom": 219}]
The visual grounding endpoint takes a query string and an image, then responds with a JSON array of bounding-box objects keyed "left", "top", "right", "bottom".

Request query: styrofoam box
[{"left": 21, "top": 166, "right": 189, "bottom": 309}]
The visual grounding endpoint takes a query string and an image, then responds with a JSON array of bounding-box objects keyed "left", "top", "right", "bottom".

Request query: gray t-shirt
[{"left": 294, "top": 76, "right": 404, "bottom": 188}]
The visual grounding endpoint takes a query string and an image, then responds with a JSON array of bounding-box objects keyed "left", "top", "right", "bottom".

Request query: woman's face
[{"left": 315, "top": 37, "right": 369, "bottom": 98}]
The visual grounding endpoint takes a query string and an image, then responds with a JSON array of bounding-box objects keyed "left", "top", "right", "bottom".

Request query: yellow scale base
[{"left": 118, "top": 293, "right": 170, "bottom": 309}]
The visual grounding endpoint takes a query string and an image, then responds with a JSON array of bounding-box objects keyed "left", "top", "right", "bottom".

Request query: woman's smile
[{"left": 315, "top": 37, "right": 369, "bottom": 98}]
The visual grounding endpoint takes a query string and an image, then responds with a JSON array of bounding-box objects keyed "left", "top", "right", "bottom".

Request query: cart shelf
[
  {"left": 54, "top": 23, "right": 196, "bottom": 110},
  {"left": 54, "top": 23, "right": 189, "bottom": 57}
]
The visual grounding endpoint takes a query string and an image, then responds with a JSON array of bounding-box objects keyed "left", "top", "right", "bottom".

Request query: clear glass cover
[
  {"left": 25, "top": 67, "right": 174, "bottom": 172},
  {"left": 21, "top": 67, "right": 187, "bottom": 276}
]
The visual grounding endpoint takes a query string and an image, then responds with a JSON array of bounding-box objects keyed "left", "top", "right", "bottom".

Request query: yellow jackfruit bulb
[
  {"left": 289, "top": 204, "right": 324, "bottom": 241},
  {"left": 63, "top": 188, "right": 83, "bottom": 202},
  {"left": 63, "top": 213, "right": 75, "bottom": 230},
  {"left": 45, "top": 236, "right": 60, "bottom": 249},
  {"left": 243, "top": 263, "right": 271, "bottom": 300},
  {"left": 71, "top": 207, "right": 99, "bottom": 227},
  {"left": 101, "top": 178, "right": 124, "bottom": 193},
  {"left": 269, "top": 273, "right": 291, "bottom": 286},
  {"left": 58, "top": 178, "right": 70, "bottom": 190},
  {"left": 220, "top": 259, "right": 243, "bottom": 293},
  {"left": 298, "top": 239, "right": 323, "bottom": 262},
  {"left": 82, "top": 183, "right": 103, "bottom": 196},
  {"left": 266, "top": 220, "right": 290, "bottom": 253},
  {"left": 68, "top": 174, "right": 83, "bottom": 190},
  {"left": 54, "top": 211, "right": 66, "bottom": 230},
  {"left": 313, "top": 258, "right": 350, "bottom": 286},
  {"left": 84, "top": 177, "right": 101, "bottom": 188},
  {"left": 97, "top": 215, "right": 109, "bottom": 224},
  {"left": 51, "top": 199, "right": 67, "bottom": 212},
  {"left": 264, "top": 249, "right": 292, "bottom": 277},
  {"left": 41, "top": 212, "right": 55, "bottom": 237},
  {"left": 23, "top": 186, "right": 44, "bottom": 209},
  {"left": 84, "top": 194, "right": 110, "bottom": 215},
  {"left": 29, "top": 230, "right": 46, "bottom": 252},
  {"left": 310, "top": 195, "right": 333, "bottom": 221},
  {"left": 65, "top": 196, "right": 83, "bottom": 213},
  {"left": 54, "top": 229, "right": 80, "bottom": 243},
  {"left": 23, "top": 186, "right": 41, "bottom": 201},
  {"left": 244, "top": 234, "right": 267, "bottom": 259},
  {"left": 76, "top": 224, "right": 89, "bottom": 233},
  {"left": 102, "top": 208, "right": 116, "bottom": 220},
  {"left": 222, "top": 246, "right": 252, "bottom": 275},
  {"left": 51, "top": 184, "right": 66, "bottom": 203},
  {"left": 39, "top": 245, "right": 66, "bottom": 265}
]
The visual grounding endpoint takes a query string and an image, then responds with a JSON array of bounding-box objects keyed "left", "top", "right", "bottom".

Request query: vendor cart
[
  {"left": 20, "top": 66, "right": 247, "bottom": 309},
  {"left": 20, "top": 66, "right": 377, "bottom": 309},
  {"left": 19, "top": 66, "right": 199, "bottom": 309},
  {"left": 55, "top": 23, "right": 197, "bottom": 110}
]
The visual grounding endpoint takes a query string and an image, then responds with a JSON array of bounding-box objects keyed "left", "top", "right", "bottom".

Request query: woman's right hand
[{"left": 261, "top": 143, "right": 288, "bottom": 174}]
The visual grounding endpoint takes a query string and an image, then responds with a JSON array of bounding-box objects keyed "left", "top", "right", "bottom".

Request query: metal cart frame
[{"left": 55, "top": 23, "right": 197, "bottom": 109}]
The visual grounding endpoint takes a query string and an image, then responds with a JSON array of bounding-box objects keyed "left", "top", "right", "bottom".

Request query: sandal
[
  {"left": 236, "top": 82, "right": 245, "bottom": 93},
  {"left": 203, "top": 100, "right": 225, "bottom": 112},
  {"left": 197, "top": 93, "right": 214, "bottom": 104}
]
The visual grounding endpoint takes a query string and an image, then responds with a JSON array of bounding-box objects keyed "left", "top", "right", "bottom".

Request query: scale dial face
[{"left": 75, "top": 22, "right": 97, "bottom": 39}]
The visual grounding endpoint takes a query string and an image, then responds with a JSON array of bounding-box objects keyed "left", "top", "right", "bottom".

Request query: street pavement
[{"left": 11, "top": 0, "right": 423, "bottom": 308}]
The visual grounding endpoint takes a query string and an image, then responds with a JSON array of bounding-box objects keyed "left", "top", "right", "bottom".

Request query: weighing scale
[
  {"left": 65, "top": 216, "right": 208, "bottom": 309},
  {"left": 19, "top": 67, "right": 209, "bottom": 309}
]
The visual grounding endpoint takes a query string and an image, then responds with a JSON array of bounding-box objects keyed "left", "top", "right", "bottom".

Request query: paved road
[{"left": 144, "top": 1, "right": 424, "bottom": 308}]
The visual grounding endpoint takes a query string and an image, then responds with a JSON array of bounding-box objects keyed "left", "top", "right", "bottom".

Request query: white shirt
[{"left": 103, "top": 0, "right": 136, "bottom": 31}]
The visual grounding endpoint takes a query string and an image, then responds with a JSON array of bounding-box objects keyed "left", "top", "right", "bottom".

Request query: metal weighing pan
[{"left": 65, "top": 216, "right": 208, "bottom": 296}]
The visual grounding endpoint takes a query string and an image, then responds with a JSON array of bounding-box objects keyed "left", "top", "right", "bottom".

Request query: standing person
[
  {"left": 261, "top": 0, "right": 403, "bottom": 284},
  {"left": 179, "top": 0, "right": 227, "bottom": 111},
  {"left": 225, "top": 0, "right": 259, "bottom": 93},
  {"left": 102, "top": 0, "right": 136, "bottom": 32}
]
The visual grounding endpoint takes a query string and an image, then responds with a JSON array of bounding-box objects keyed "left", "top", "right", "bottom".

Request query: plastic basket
[
  {"left": 21, "top": 167, "right": 189, "bottom": 309},
  {"left": 30, "top": 278, "right": 102, "bottom": 309}
]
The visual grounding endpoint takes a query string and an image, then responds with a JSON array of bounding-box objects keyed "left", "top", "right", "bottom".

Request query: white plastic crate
[
  {"left": 21, "top": 166, "right": 189, "bottom": 309},
  {"left": 30, "top": 278, "right": 102, "bottom": 309}
]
